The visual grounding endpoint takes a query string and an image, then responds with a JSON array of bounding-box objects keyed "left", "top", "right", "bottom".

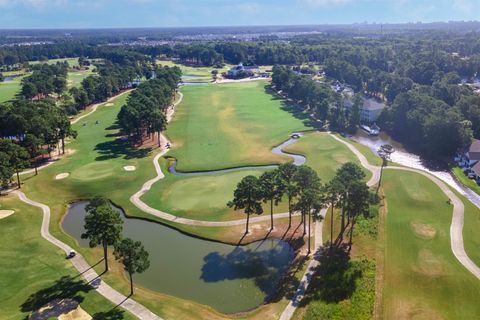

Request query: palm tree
[
  {"left": 114, "top": 238, "right": 150, "bottom": 296},
  {"left": 81, "top": 199, "right": 123, "bottom": 272},
  {"left": 227, "top": 175, "right": 264, "bottom": 234},
  {"left": 377, "top": 144, "right": 395, "bottom": 194},
  {"left": 259, "top": 170, "right": 282, "bottom": 231},
  {"left": 278, "top": 163, "right": 299, "bottom": 228}
]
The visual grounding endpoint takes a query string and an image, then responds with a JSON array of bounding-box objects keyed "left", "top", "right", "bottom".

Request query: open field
[
  {"left": 381, "top": 170, "right": 480, "bottom": 319},
  {"left": 157, "top": 60, "right": 233, "bottom": 82},
  {"left": 0, "top": 195, "right": 136, "bottom": 320},
  {"left": 166, "top": 81, "right": 312, "bottom": 171},
  {"left": 30, "top": 57, "right": 80, "bottom": 67},
  {"left": 0, "top": 74, "right": 25, "bottom": 102}
]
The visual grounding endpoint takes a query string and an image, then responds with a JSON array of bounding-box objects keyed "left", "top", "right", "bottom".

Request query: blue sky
[{"left": 0, "top": 0, "right": 478, "bottom": 29}]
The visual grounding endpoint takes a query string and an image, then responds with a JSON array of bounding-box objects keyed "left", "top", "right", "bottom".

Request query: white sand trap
[
  {"left": 124, "top": 166, "right": 136, "bottom": 171},
  {"left": 0, "top": 210, "right": 14, "bottom": 219},
  {"left": 55, "top": 173, "right": 70, "bottom": 180},
  {"left": 58, "top": 306, "right": 92, "bottom": 320},
  {"left": 105, "top": 103, "right": 114, "bottom": 106}
]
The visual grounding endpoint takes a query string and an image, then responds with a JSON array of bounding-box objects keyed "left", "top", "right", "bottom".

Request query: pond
[{"left": 62, "top": 202, "right": 295, "bottom": 313}]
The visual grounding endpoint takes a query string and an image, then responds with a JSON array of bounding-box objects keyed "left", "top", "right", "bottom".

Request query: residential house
[{"left": 455, "top": 139, "right": 480, "bottom": 181}]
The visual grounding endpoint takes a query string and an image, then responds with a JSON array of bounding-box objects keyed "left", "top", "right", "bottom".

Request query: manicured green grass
[
  {"left": 381, "top": 170, "right": 480, "bottom": 319},
  {"left": 167, "top": 81, "right": 312, "bottom": 171},
  {"left": 283, "top": 132, "right": 372, "bottom": 182},
  {"left": 157, "top": 60, "right": 232, "bottom": 83},
  {"left": 0, "top": 195, "right": 136, "bottom": 320},
  {"left": 0, "top": 74, "right": 25, "bottom": 102},
  {"left": 335, "top": 134, "right": 383, "bottom": 167},
  {"left": 452, "top": 166, "right": 480, "bottom": 194},
  {"left": 454, "top": 189, "right": 480, "bottom": 269},
  {"left": 67, "top": 68, "right": 95, "bottom": 88},
  {"left": 30, "top": 57, "right": 80, "bottom": 67}
]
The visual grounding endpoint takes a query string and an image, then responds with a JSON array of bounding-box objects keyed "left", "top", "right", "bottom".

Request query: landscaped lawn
[
  {"left": 157, "top": 60, "right": 232, "bottom": 83},
  {"left": 283, "top": 131, "right": 372, "bottom": 182},
  {"left": 0, "top": 74, "right": 25, "bottom": 102},
  {"left": 166, "top": 81, "right": 312, "bottom": 171},
  {"left": 0, "top": 195, "right": 136, "bottom": 320},
  {"left": 381, "top": 170, "right": 480, "bottom": 319}
]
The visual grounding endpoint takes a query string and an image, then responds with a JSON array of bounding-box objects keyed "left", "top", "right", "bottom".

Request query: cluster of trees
[
  {"left": 68, "top": 59, "right": 154, "bottom": 114},
  {"left": 21, "top": 62, "right": 68, "bottom": 99},
  {"left": 272, "top": 65, "right": 361, "bottom": 132},
  {"left": 81, "top": 197, "right": 150, "bottom": 295},
  {"left": 379, "top": 74, "right": 475, "bottom": 158},
  {"left": 0, "top": 99, "right": 76, "bottom": 187},
  {"left": 228, "top": 162, "right": 371, "bottom": 253},
  {"left": 117, "top": 66, "right": 181, "bottom": 145}
]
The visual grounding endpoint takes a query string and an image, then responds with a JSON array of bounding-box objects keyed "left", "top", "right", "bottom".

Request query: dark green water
[{"left": 62, "top": 202, "right": 294, "bottom": 313}]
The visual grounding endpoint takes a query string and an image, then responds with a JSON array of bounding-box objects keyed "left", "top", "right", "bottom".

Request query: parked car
[{"left": 67, "top": 250, "right": 76, "bottom": 259}]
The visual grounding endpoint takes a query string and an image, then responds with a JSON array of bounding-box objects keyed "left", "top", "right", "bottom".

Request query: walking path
[
  {"left": 280, "top": 133, "right": 480, "bottom": 320},
  {"left": 12, "top": 190, "right": 162, "bottom": 320},
  {"left": 331, "top": 134, "right": 480, "bottom": 280}
]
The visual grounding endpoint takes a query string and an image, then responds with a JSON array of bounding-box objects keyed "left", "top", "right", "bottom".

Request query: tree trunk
[
  {"left": 245, "top": 213, "right": 250, "bottom": 234},
  {"left": 288, "top": 197, "right": 292, "bottom": 228},
  {"left": 330, "top": 204, "right": 334, "bottom": 248},
  {"left": 62, "top": 138, "right": 65, "bottom": 154},
  {"left": 16, "top": 170, "right": 20, "bottom": 188},
  {"left": 34, "top": 160, "right": 38, "bottom": 176},
  {"left": 103, "top": 241, "right": 109, "bottom": 272},
  {"left": 340, "top": 199, "right": 345, "bottom": 242},
  {"left": 303, "top": 212, "right": 306, "bottom": 235},
  {"left": 129, "top": 271, "right": 134, "bottom": 296},
  {"left": 308, "top": 211, "right": 312, "bottom": 255},
  {"left": 270, "top": 199, "right": 274, "bottom": 230},
  {"left": 157, "top": 131, "right": 161, "bottom": 147},
  {"left": 349, "top": 218, "right": 356, "bottom": 251}
]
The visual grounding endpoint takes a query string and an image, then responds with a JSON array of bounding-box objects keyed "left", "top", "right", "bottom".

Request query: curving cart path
[
  {"left": 130, "top": 92, "right": 306, "bottom": 226},
  {"left": 280, "top": 134, "right": 480, "bottom": 320},
  {"left": 12, "top": 190, "right": 162, "bottom": 320}
]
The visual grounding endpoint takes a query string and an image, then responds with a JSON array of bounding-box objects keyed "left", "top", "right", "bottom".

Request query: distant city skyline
[{"left": 0, "top": 0, "right": 478, "bottom": 29}]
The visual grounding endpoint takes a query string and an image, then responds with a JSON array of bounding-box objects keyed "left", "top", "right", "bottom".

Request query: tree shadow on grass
[
  {"left": 299, "top": 244, "right": 360, "bottom": 307},
  {"left": 94, "top": 138, "right": 152, "bottom": 161},
  {"left": 20, "top": 275, "right": 92, "bottom": 314},
  {"left": 264, "top": 85, "right": 323, "bottom": 130}
]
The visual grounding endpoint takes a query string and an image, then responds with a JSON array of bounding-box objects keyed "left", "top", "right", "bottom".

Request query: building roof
[
  {"left": 472, "top": 160, "right": 480, "bottom": 176},
  {"left": 467, "top": 139, "right": 480, "bottom": 162}
]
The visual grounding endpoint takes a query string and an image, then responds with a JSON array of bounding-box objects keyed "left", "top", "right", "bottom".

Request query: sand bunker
[
  {"left": 124, "top": 166, "right": 136, "bottom": 171},
  {"left": 0, "top": 210, "right": 14, "bottom": 219},
  {"left": 105, "top": 103, "right": 114, "bottom": 106},
  {"left": 58, "top": 306, "right": 92, "bottom": 320},
  {"left": 55, "top": 173, "right": 70, "bottom": 180},
  {"left": 411, "top": 222, "right": 436, "bottom": 239}
]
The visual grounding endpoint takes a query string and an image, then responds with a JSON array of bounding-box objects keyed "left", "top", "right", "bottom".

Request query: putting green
[
  {"left": 71, "top": 162, "right": 117, "bottom": 181},
  {"left": 382, "top": 170, "right": 480, "bottom": 319},
  {"left": 167, "top": 81, "right": 312, "bottom": 171}
]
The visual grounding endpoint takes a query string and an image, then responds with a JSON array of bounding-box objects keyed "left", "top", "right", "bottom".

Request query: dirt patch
[
  {"left": 58, "top": 306, "right": 92, "bottom": 320},
  {"left": 0, "top": 210, "right": 14, "bottom": 219},
  {"left": 412, "top": 249, "right": 448, "bottom": 277},
  {"left": 105, "top": 103, "right": 114, "bottom": 106},
  {"left": 30, "top": 298, "right": 80, "bottom": 320},
  {"left": 55, "top": 172, "right": 70, "bottom": 180},
  {"left": 123, "top": 165, "right": 136, "bottom": 171},
  {"left": 411, "top": 222, "right": 436, "bottom": 239},
  {"left": 389, "top": 298, "right": 445, "bottom": 320}
]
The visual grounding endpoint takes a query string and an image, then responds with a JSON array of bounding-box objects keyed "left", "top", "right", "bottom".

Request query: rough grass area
[
  {"left": 0, "top": 74, "right": 25, "bottom": 102},
  {"left": 166, "top": 81, "right": 312, "bottom": 171},
  {"left": 0, "top": 195, "right": 136, "bottom": 320},
  {"left": 381, "top": 170, "right": 480, "bottom": 319}
]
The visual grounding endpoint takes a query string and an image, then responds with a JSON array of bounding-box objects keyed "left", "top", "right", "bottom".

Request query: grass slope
[
  {"left": 283, "top": 132, "right": 372, "bottom": 182},
  {"left": 382, "top": 170, "right": 480, "bottom": 319},
  {"left": 167, "top": 81, "right": 312, "bottom": 171},
  {"left": 0, "top": 195, "right": 136, "bottom": 320}
]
